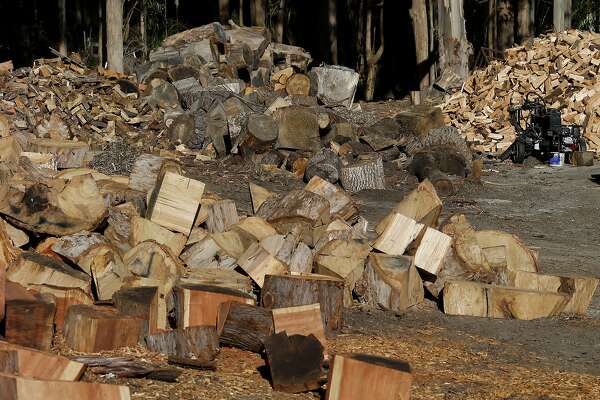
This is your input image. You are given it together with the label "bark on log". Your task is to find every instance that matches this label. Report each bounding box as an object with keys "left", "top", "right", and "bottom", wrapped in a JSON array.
[
  {"left": 340, "top": 155, "right": 385, "bottom": 192},
  {"left": 216, "top": 301, "right": 274, "bottom": 353}
]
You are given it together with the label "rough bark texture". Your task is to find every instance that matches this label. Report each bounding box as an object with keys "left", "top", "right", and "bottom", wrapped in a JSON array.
[
  {"left": 106, "top": 0, "right": 124, "bottom": 73},
  {"left": 340, "top": 155, "right": 385, "bottom": 192},
  {"left": 217, "top": 301, "right": 274, "bottom": 353}
]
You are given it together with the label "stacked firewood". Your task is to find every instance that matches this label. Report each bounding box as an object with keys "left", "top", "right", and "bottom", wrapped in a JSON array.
[{"left": 442, "top": 30, "right": 600, "bottom": 156}]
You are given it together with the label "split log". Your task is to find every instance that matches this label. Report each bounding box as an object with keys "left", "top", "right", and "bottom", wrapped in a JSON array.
[
  {"left": 64, "top": 305, "right": 144, "bottom": 352},
  {"left": 326, "top": 354, "right": 412, "bottom": 400},
  {"left": 265, "top": 189, "right": 331, "bottom": 230},
  {"left": 212, "top": 228, "right": 257, "bottom": 259},
  {"left": 0, "top": 136, "right": 22, "bottom": 163},
  {"left": 51, "top": 231, "right": 108, "bottom": 263},
  {"left": 180, "top": 236, "right": 221, "bottom": 269},
  {"left": 340, "top": 155, "right": 385, "bottom": 192},
  {"left": 130, "top": 216, "right": 187, "bottom": 256},
  {"left": 364, "top": 254, "right": 423, "bottom": 312},
  {"left": 180, "top": 268, "right": 253, "bottom": 294},
  {"left": 304, "top": 149, "right": 342, "bottom": 185},
  {"left": 0, "top": 222, "right": 18, "bottom": 321},
  {"left": 504, "top": 271, "right": 599, "bottom": 315},
  {"left": 238, "top": 113, "right": 279, "bottom": 155},
  {"left": 471, "top": 230, "right": 539, "bottom": 273},
  {"left": 0, "top": 341, "right": 85, "bottom": 381},
  {"left": 78, "top": 244, "right": 128, "bottom": 301},
  {"left": 175, "top": 284, "right": 255, "bottom": 328},
  {"left": 216, "top": 301, "right": 274, "bottom": 353},
  {"left": 128, "top": 154, "right": 180, "bottom": 193},
  {"left": 249, "top": 183, "right": 274, "bottom": 214},
  {"left": 262, "top": 274, "right": 344, "bottom": 333},
  {"left": 145, "top": 326, "right": 219, "bottom": 360},
  {"left": 0, "top": 373, "right": 131, "bottom": 400},
  {"left": 0, "top": 351, "right": 17, "bottom": 374},
  {"left": 395, "top": 105, "right": 445, "bottom": 140},
  {"left": 285, "top": 73, "right": 311, "bottom": 96},
  {"left": 275, "top": 106, "right": 320, "bottom": 151},
  {"left": 263, "top": 332, "right": 324, "bottom": 393},
  {"left": 205, "top": 199, "right": 239, "bottom": 233},
  {"left": 147, "top": 171, "right": 205, "bottom": 235},
  {"left": 309, "top": 66, "right": 359, "bottom": 108},
  {"left": 413, "top": 227, "right": 453, "bottom": 276},
  {"left": 373, "top": 213, "right": 425, "bottom": 256},
  {"left": 70, "top": 355, "right": 181, "bottom": 382},
  {"left": 443, "top": 280, "right": 570, "bottom": 320},
  {"left": 3, "top": 282, "right": 56, "bottom": 351},
  {"left": 289, "top": 242, "right": 313, "bottom": 274},
  {"left": 28, "top": 138, "right": 89, "bottom": 168},
  {"left": 235, "top": 216, "right": 278, "bottom": 241},
  {"left": 272, "top": 303, "right": 327, "bottom": 347},
  {"left": 28, "top": 285, "right": 93, "bottom": 330},
  {"left": 1, "top": 218, "right": 28, "bottom": 248},
  {"left": 113, "top": 286, "right": 160, "bottom": 335},
  {"left": 237, "top": 243, "right": 288, "bottom": 287}
]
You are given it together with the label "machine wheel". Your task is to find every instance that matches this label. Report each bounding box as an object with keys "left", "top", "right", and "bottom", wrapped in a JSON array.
[{"left": 511, "top": 141, "right": 527, "bottom": 164}]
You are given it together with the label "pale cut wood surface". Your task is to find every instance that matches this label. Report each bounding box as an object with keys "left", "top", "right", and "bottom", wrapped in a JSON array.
[
  {"left": 373, "top": 213, "right": 424, "bottom": 256},
  {"left": 272, "top": 303, "right": 327, "bottom": 346},
  {"left": 414, "top": 227, "right": 452, "bottom": 276}
]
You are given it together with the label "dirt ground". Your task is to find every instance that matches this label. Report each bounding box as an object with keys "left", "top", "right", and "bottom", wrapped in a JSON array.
[{"left": 69, "top": 156, "right": 600, "bottom": 399}]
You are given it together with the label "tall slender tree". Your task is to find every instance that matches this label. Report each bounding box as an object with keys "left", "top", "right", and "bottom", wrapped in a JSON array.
[
  {"left": 59, "top": 0, "right": 67, "bottom": 55},
  {"left": 106, "top": 0, "right": 124, "bottom": 73}
]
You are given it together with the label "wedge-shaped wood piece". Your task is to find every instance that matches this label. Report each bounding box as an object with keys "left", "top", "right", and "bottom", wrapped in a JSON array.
[
  {"left": 326, "top": 353, "right": 412, "bottom": 400},
  {"left": 129, "top": 154, "right": 180, "bottom": 193},
  {"left": 4, "top": 282, "right": 56, "bottom": 351},
  {"left": 365, "top": 254, "right": 423, "bottom": 312},
  {"left": 217, "top": 301, "right": 274, "bottom": 353},
  {"left": 0, "top": 221, "right": 18, "bottom": 320},
  {"left": 272, "top": 303, "right": 327, "bottom": 348},
  {"left": 373, "top": 213, "right": 425, "bottom": 256},
  {"left": 113, "top": 286, "right": 160, "bottom": 335},
  {"left": 206, "top": 199, "right": 239, "bottom": 233},
  {"left": 473, "top": 230, "right": 539, "bottom": 273},
  {"left": 0, "top": 341, "right": 85, "bottom": 381},
  {"left": 304, "top": 176, "right": 358, "bottom": 222},
  {"left": 79, "top": 244, "right": 129, "bottom": 301},
  {"left": 7, "top": 251, "right": 91, "bottom": 293},
  {"left": 413, "top": 227, "right": 452, "bottom": 276},
  {"left": 265, "top": 190, "right": 331, "bottom": 228},
  {"left": 147, "top": 171, "right": 205, "bottom": 235},
  {"left": 1, "top": 218, "right": 28, "bottom": 248},
  {"left": 180, "top": 268, "right": 253, "bottom": 293},
  {"left": 263, "top": 332, "right": 324, "bottom": 393},
  {"left": 64, "top": 305, "right": 144, "bottom": 352},
  {"left": 249, "top": 182, "right": 274, "bottom": 214},
  {"left": 175, "top": 284, "right": 255, "bottom": 329},
  {"left": 262, "top": 274, "right": 344, "bottom": 333},
  {"left": 443, "top": 281, "right": 570, "bottom": 320},
  {"left": 51, "top": 231, "right": 108, "bottom": 263},
  {"left": 238, "top": 243, "right": 288, "bottom": 287},
  {"left": 235, "top": 216, "right": 278, "bottom": 241},
  {"left": 289, "top": 242, "right": 313, "bottom": 274},
  {"left": 0, "top": 373, "right": 130, "bottom": 400},
  {"left": 212, "top": 228, "right": 257, "bottom": 259},
  {"left": 505, "top": 271, "right": 599, "bottom": 315},
  {"left": 28, "top": 138, "right": 89, "bottom": 168},
  {"left": 180, "top": 237, "right": 221, "bottom": 268},
  {"left": 145, "top": 326, "right": 219, "bottom": 360},
  {"left": 130, "top": 216, "right": 187, "bottom": 256}
]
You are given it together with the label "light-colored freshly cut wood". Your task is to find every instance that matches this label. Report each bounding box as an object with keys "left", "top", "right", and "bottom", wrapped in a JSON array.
[
  {"left": 1, "top": 218, "right": 28, "bottom": 248},
  {"left": 50, "top": 231, "right": 108, "bottom": 263},
  {"left": 128, "top": 154, "right": 180, "bottom": 193},
  {"left": 285, "top": 73, "right": 311, "bottom": 96},
  {"left": 289, "top": 242, "right": 313, "bottom": 274},
  {"left": 339, "top": 155, "right": 385, "bottom": 193},
  {"left": 443, "top": 280, "right": 570, "bottom": 320},
  {"left": 0, "top": 221, "right": 18, "bottom": 321},
  {"left": 64, "top": 305, "right": 144, "bottom": 352},
  {"left": 28, "top": 285, "right": 94, "bottom": 330},
  {"left": 272, "top": 303, "right": 327, "bottom": 347},
  {"left": 205, "top": 199, "right": 239, "bottom": 233},
  {"left": 413, "top": 227, "right": 453, "bottom": 276},
  {"left": 365, "top": 254, "right": 423, "bottom": 312},
  {"left": 130, "top": 216, "right": 187, "bottom": 256},
  {"left": 373, "top": 213, "right": 425, "bottom": 256},
  {"left": 235, "top": 217, "right": 278, "bottom": 241},
  {"left": 212, "top": 228, "right": 257, "bottom": 259},
  {"left": 473, "top": 230, "right": 539, "bottom": 273},
  {"left": 237, "top": 243, "right": 288, "bottom": 287},
  {"left": 78, "top": 244, "right": 128, "bottom": 301},
  {"left": 28, "top": 138, "right": 89, "bottom": 168},
  {"left": 304, "top": 176, "right": 358, "bottom": 221},
  {"left": 180, "top": 237, "right": 221, "bottom": 269},
  {"left": 265, "top": 189, "right": 331, "bottom": 228},
  {"left": 0, "top": 136, "right": 21, "bottom": 163},
  {"left": 175, "top": 284, "right": 255, "bottom": 328},
  {"left": 180, "top": 268, "right": 253, "bottom": 294},
  {"left": 326, "top": 353, "right": 412, "bottom": 400},
  {"left": 147, "top": 171, "right": 205, "bottom": 235},
  {"left": 249, "top": 183, "right": 274, "bottom": 214},
  {"left": 0, "top": 341, "right": 85, "bottom": 381},
  {"left": 505, "top": 270, "right": 599, "bottom": 315},
  {"left": 57, "top": 174, "right": 107, "bottom": 222}
]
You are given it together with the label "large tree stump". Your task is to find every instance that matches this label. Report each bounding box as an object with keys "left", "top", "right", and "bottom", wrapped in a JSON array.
[
  {"left": 216, "top": 301, "right": 274, "bottom": 353},
  {"left": 340, "top": 155, "right": 385, "bottom": 192}
]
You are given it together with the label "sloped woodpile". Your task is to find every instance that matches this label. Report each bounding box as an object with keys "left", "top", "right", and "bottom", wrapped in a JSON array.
[{"left": 443, "top": 30, "right": 600, "bottom": 156}]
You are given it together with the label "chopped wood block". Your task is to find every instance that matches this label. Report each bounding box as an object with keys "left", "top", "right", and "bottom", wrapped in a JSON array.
[
  {"left": 77, "top": 244, "right": 127, "bottom": 301},
  {"left": 64, "top": 305, "right": 144, "bottom": 352},
  {"left": 473, "top": 230, "right": 539, "bottom": 273},
  {"left": 289, "top": 242, "right": 313, "bottom": 274},
  {"left": 272, "top": 303, "right": 327, "bottom": 347},
  {"left": 571, "top": 151, "right": 594, "bottom": 166},
  {"left": 180, "top": 268, "right": 253, "bottom": 294},
  {"left": 285, "top": 73, "right": 311, "bottom": 96},
  {"left": 262, "top": 274, "right": 344, "bottom": 333},
  {"left": 275, "top": 106, "right": 320, "bottom": 151},
  {"left": 443, "top": 281, "right": 570, "bottom": 320},
  {"left": 326, "top": 353, "right": 412, "bottom": 400},
  {"left": 304, "top": 176, "right": 358, "bottom": 221},
  {"left": 113, "top": 286, "right": 160, "bottom": 335},
  {"left": 145, "top": 326, "right": 218, "bottom": 360},
  {"left": 205, "top": 199, "right": 239, "bottom": 233},
  {"left": 263, "top": 332, "right": 324, "bottom": 393},
  {"left": 130, "top": 216, "right": 187, "bottom": 256},
  {"left": 0, "top": 136, "right": 22, "bottom": 163},
  {"left": 249, "top": 183, "right": 274, "bottom": 214},
  {"left": 0, "top": 341, "right": 85, "bottom": 381},
  {"left": 373, "top": 213, "right": 425, "bottom": 256},
  {"left": 180, "top": 236, "right": 221, "bottom": 268},
  {"left": 0, "top": 373, "right": 130, "bottom": 400},
  {"left": 414, "top": 228, "right": 453, "bottom": 276},
  {"left": 147, "top": 171, "right": 205, "bottom": 235},
  {"left": 365, "top": 254, "right": 424, "bottom": 312},
  {"left": 4, "top": 282, "right": 56, "bottom": 351},
  {"left": 217, "top": 301, "right": 274, "bottom": 353},
  {"left": 0, "top": 350, "right": 17, "bottom": 374},
  {"left": 128, "top": 154, "right": 179, "bottom": 193},
  {"left": 235, "top": 217, "right": 278, "bottom": 241},
  {"left": 266, "top": 190, "right": 330, "bottom": 228},
  {"left": 1, "top": 218, "right": 28, "bottom": 248},
  {"left": 340, "top": 155, "right": 385, "bottom": 192},
  {"left": 175, "top": 284, "right": 255, "bottom": 329},
  {"left": 51, "top": 231, "right": 108, "bottom": 263},
  {"left": 212, "top": 229, "right": 257, "bottom": 259},
  {"left": 28, "top": 285, "right": 93, "bottom": 330},
  {"left": 28, "top": 138, "right": 89, "bottom": 168},
  {"left": 238, "top": 243, "right": 288, "bottom": 287},
  {"left": 0, "top": 222, "right": 17, "bottom": 321},
  {"left": 505, "top": 271, "right": 599, "bottom": 315}
]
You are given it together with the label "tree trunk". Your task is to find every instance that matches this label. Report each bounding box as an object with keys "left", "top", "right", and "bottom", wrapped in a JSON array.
[
  {"left": 251, "top": 0, "right": 266, "bottom": 26},
  {"left": 553, "top": 0, "right": 565, "bottom": 32},
  {"left": 106, "top": 0, "right": 124, "bottom": 73},
  {"left": 364, "top": 1, "right": 384, "bottom": 101},
  {"left": 329, "top": 0, "right": 338, "bottom": 64},
  {"left": 275, "top": 0, "right": 286, "bottom": 43},
  {"left": 497, "top": 0, "right": 514, "bottom": 51},
  {"left": 239, "top": 0, "right": 245, "bottom": 25},
  {"left": 141, "top": 0, "right": 147, "bottom": 58},
  {"left": 517, "top": 0, "right": 534, "bottom": 43},
  {"left": 99, "top": 1, "right": 104, "bottom": 66},
  {"left": 219, "top": 0, "right": 230, "bottom": 23},
  {"left": 488, "top": 0, "right": 497, "bottom": 49},
  {"left": 410, "top": 0, "right": 429, "bottom": 91},
  {"left": 437, "top": 0, "right": 471, "bottom": 85},
  {"left": 59, "top": 0, "right": 67, "bottom": 55}
]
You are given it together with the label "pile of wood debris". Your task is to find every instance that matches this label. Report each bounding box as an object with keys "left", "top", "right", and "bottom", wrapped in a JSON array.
[
  {"left": 0, "top": 136, "right": 596, "bottom": 397},
  {"left": 442, "top": 30, "right": 600, "bottom": 156}
]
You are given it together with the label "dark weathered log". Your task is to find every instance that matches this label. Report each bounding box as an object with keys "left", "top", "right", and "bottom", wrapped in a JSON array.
[
  {"left": 112, "top": 286, "right": 159, "bottom": 335},
  {"left": 167, "top": 356, "right": 217, "bottom": 370},
  {"left": 216, "top": 301, "right": 274, "bottom": 353},
  {"left": 145, "top": 326, "right": 219, "bottom": 360},
  {"left": 304, "top": 149, "right": 341, "bottom": 184},
  {"left": 71, "top": 355, "right": 181, "bottom": 382},
  {"left": 275, "top": 106, "right": 320, "bottom": 151}
]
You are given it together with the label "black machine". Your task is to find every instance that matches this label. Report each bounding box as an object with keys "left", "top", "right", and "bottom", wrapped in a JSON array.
[{"left": 501, "top": 92, "right": 586, "bottom": 163}]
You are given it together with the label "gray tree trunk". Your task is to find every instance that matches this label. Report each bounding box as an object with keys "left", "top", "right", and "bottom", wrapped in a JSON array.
[{"left": 106, "top": 0, "right": 124, "bottom": 73}]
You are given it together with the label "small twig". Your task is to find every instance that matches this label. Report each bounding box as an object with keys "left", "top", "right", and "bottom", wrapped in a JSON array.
[{"left": 48, "top": 47, "right": 86, "bottom": 69}]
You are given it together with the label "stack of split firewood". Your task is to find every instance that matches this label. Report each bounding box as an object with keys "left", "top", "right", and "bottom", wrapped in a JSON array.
[{"left": 442, "top": 30, "right": 600, "bottom": 156}]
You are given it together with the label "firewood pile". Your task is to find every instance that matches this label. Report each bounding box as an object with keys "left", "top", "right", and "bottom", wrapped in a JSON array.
[{"left": 442, "top": 30, "right": 600, "bottom": 156}]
